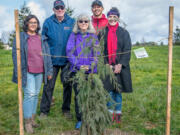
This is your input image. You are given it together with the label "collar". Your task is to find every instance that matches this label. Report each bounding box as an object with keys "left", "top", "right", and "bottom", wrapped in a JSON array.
[
  {"left": 92, "top": 14, "right": 107, "bottom": 21},
  {"left": 52, "top": 13, "right": 69, "bottom": 23}
]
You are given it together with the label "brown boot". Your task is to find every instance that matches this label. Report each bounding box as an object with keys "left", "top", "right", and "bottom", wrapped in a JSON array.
[
  {"left": 32, "top": 114, "right": 39, "bottom": 128},
  {"left": 25, "top": 118, "right": 34, "bottom": 134}
]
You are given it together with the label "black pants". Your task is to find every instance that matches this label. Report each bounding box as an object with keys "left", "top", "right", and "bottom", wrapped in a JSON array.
[
  {"left": 72, "top": 73, "right": 90, "bottom": 121},
  {"left": 40, "top": 65, "right": 72, "bottom": 114},
  {"left": 73, "top": 81, "right": 82, "bottom": 121}
]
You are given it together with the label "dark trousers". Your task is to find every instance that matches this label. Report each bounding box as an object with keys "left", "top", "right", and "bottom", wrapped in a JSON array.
[
  {"left": 72, "top": 73, "right": 90, "bottom": 121},
  {"left": 40, "top": 65, "right": 72, "bottom": 114},
  {"left": 73, "top": 81, "right": 82, "bottom": 121}
]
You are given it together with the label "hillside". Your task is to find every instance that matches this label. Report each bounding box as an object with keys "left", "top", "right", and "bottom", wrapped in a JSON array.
[{"left": 0, "top": 46, "right": 179, "bottom": 135}]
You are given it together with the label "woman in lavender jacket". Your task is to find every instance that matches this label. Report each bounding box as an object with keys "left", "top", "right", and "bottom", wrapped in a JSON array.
[{"left": 66, "top": 14, "right": 99, "bottom": 129}]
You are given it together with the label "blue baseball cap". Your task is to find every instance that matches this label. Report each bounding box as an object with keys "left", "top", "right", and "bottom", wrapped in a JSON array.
[
  {"left": 54, "top": 0, "right": 65, "bottom": 8},
  {"left": 91, "top": 0, "right": 103, "bottom": 8}
]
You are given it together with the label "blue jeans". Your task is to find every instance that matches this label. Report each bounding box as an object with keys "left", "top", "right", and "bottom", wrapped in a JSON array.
[
  {"left": 23, "top": 72, "right": 43, "bottom": 118},
  {"left": 107, "top": 91, "right": 122, "bottom": 112}
]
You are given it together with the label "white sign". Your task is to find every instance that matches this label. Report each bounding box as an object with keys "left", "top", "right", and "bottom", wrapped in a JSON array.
[{"left": 134, "top": 47, "right": 148, "bottom": 58}]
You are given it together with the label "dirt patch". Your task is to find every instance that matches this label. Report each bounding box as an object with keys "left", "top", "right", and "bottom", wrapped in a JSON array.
[
  {"left": 59, "top": 130, "right": 80, "bottom": 135},
  {"left": 104, "top": 129, "right": 137, "bottom": 135},
  {"left": 144, "top": 122, "right": 156, "bottom": 130},
  {"left": 59, "top": 129, "right": 138, "bottom": 135}
]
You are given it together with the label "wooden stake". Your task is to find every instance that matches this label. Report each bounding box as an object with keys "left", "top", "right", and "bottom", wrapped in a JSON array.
[
  {"left": 166, "top": 6, "right": 174, "bottom": 135},
  {"left": 14, "top": 10, "right": 24, "bottom": 135}
]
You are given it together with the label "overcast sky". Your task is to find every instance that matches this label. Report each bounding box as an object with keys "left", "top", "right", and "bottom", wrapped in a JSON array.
[{"left": 0, "top": 0, "right": 179, "bottom": 44}]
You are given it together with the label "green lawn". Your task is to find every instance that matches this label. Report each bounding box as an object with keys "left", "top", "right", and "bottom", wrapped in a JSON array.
[{"left": 0, "top": 46, "right": 180, "bottom": 135}]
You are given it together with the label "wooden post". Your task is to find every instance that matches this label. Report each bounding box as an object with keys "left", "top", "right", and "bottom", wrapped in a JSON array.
[
  {"left": 14, "top": 10, "right": 24, "bottom": 135},
  {"left": 166, "top": 6, "right": 174, "bottom": 135},
  {"left": 87, "top": 126, "right": 90, "bottom": 135}
]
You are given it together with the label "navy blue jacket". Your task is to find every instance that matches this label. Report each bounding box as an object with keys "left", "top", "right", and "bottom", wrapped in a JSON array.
[
  {"left": 42, "top": 13, "right": 75, "bottom": 66},
  {"left": 12, "top": 32, "right": 53, "bottom": 88}
]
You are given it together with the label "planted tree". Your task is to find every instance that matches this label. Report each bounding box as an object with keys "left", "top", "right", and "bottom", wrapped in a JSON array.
[{"left": 72, "top": 35, "right": 121, "bottom": 135}]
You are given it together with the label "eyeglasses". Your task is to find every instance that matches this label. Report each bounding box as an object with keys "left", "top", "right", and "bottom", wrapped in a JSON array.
[
  {"left": 78, "top": 20, "right": 89, "bottom": 24},
  {"left": 54, "top": 6, "right": 65, "bottom": 10},
  {"left": 28, "top": 21, "right": 38, "bottom": 25}
]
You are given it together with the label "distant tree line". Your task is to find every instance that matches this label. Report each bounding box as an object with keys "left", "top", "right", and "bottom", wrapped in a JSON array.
[
  {"left": 134, "top": 41, "right": 159, "bottom": 46},
  {"left": 134, "top": 26, "right": 180, "bottom": 46}
]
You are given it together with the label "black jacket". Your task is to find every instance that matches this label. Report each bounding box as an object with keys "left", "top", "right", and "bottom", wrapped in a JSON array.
[{"left": 101, "top": 26, "right": 133, "bottom": 93}]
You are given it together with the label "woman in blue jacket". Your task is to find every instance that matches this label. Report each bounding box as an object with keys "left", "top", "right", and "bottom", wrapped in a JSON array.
[{"left": 12, "top": 15, "right": 53, "bottom": 134}]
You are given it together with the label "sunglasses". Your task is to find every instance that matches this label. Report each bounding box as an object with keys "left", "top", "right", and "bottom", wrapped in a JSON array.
[
  {"left": 28, "top": 21, "right": 38, "bottom": 25},
  {"left": 78, "top": 20, "right": 89, "bottom": 24},
  {"left": 54, "top": 6, "right": 65, "bottom": 10}
]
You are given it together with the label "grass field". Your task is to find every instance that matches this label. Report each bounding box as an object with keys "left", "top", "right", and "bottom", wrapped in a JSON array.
[{"left": 0, "top": 46, "right": 180, "bottom": 135}]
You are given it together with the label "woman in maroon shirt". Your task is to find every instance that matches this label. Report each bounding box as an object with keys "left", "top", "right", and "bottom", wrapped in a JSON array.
[{"left": 12, "top": 15, "right": 53, "bottom": 133}]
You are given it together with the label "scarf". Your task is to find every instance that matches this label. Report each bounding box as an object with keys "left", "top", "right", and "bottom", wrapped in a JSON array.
[{"left": 107, "top": 23, "right": 119, "bottom": 64}]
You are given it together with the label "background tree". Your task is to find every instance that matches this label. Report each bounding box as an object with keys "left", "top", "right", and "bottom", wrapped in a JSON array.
[
  {"left": 1, "top": 31, "right": 10, "bottom": 44},
  {"left": 0, "top": 38, "right": 4, "bottom": 49},
  {"left": 8, "top": 2, "right": 31, "bottom": 47},
  {"left": 141, "top": 37, "right": 146, "bottom": 46},
  {"left": 174, "top": 26, "right": 180, "bottom": 45},
  {"left": 18, "top": 2, "right": 31, "bottom": 31},
  {"left": 65, "top": 0, "right": 74, "bottom": 17},
  {"left": 160, "top": 41, "right": 164, "bottom": 46},
  {"left": 8, "top": 32, "right": 16, "bottom": 47},
  {"left": 66, "top": 7, "right": 74, "bottom": 17},
  {"left": 134, "top": 41, "right": 140, "bottom": 46}
]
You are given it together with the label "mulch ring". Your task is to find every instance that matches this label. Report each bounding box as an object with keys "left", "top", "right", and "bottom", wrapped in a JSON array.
[{"left": 59, "top": 129, "right": 138, "bottom": 135}]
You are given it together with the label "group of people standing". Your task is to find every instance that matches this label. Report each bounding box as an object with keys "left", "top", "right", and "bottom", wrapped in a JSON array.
[{"left": 12, "top": 0, "right": 132, "bottom": 134}]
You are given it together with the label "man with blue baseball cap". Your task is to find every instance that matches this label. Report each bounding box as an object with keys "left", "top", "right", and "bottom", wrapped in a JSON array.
[{"left": 40, "top": 0, "right": 75, "bottom": 119}]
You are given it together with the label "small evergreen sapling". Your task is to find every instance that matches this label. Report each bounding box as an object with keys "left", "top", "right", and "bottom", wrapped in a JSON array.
[{"left": 72, "top": 34, "right": 121, "bottom": 135}]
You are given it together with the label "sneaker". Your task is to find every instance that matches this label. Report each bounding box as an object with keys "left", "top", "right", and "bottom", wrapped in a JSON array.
[
  {"left": 115, "top": 113, "right": 121, "bottom": 123},
  {"left": 75, "top": 121, "right": 82, "bottom": 129},
  {"left": 63, "top": 111, "right": 72, "bottom": 119},
  {"left": 25, "top": 118, "right": 34, "bottom": 134}
]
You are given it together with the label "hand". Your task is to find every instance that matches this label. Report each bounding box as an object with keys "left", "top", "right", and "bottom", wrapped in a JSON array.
[
  {"left": 48, "top": 75, "right": 52, "bottom": 80},
  {"left": 106, "top": 64, "right": 113, "bottom": 70},
  {"left": 80, "top": 65, "right": 89, "bottom": 71},
  {"left": 110, "top": 65, "right": 113, "bottom": 70},
  {"left": 114, "top": 64, "right": 122, "bottom": 74}
]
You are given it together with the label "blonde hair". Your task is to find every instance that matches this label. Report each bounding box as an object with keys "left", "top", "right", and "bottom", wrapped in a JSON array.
[{"left": 73, "top": 14, "right": 96, "bottom": 34}]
